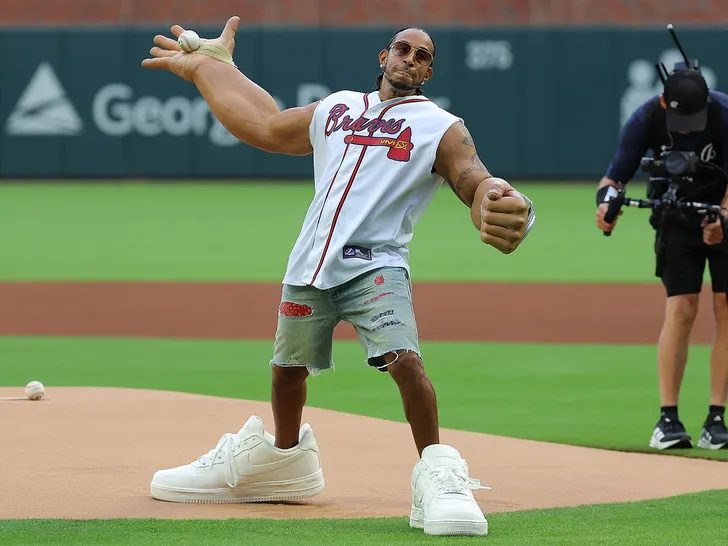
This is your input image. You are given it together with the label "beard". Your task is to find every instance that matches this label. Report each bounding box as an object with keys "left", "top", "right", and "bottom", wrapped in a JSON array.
[{"left": 384, "top": 70, "right": 423, "bottom": 91}]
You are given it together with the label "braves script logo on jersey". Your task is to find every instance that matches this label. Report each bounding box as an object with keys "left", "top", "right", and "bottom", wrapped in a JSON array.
[{"left": 325, "top": 104, "right": 414, "bottom": 162}]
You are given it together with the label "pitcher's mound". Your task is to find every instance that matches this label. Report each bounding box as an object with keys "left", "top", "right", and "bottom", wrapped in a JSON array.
[{"left": 0, "top": 387, "right": 726, "bottom": 520}]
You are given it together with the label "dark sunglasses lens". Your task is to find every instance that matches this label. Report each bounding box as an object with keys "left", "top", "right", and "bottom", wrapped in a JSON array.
[
  {"left": 391, "top": 41, "right": 432, "bottom": 64},
  {"left": 391, "top": 41, "right": 411, "bottom": 56},
  {"left": 416, "top": 50, "right": 432, "bottom": 64}
]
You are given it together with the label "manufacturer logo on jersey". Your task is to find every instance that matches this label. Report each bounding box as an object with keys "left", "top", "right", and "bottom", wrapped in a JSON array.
[
  {"left": 343, "top": 245, "right": 372, "bottom": 261},
  {"left": 5, "top": 62, "right": 83, "bottom": 136}
]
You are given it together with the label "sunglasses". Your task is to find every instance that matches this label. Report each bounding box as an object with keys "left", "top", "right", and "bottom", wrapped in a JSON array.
[{"left": 388, "top": 40, "right": 433, "bottom": 66}]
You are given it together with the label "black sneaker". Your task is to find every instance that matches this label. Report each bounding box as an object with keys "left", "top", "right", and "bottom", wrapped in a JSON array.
[
  {"left": 649, "top": 416, "right": 693, "bottom": 450},
  {"left": 697, "top": 414, "right": 728, "bottom": 450}
]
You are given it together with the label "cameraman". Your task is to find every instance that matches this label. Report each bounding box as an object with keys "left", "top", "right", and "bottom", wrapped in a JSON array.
[{"left": 596, "top": 68, "right": 728, "bottom": 451}]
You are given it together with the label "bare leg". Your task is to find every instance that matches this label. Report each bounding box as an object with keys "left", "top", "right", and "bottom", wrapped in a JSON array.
[
  {"left": 657, "top": 294, "right": 699, "bottom": 406},
  {"left": 710, "top": 293, "right": 728, "bottom": 406},
  {"left": 387, "top": 351, "right": 439, "bottom": 456},
  {"left": 271, "top": 365, "right": 309, "bottom": 449}
]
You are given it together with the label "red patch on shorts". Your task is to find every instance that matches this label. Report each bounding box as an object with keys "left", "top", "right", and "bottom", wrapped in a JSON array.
[
  {"left": 363, "top": 292, "right": 393, "bottom": 305},
  {"left": 374, "top": 275, "right": 385, "bottom": 285},
  {"left": 279, "top": 302, "right": 314, "bottom": 317}
]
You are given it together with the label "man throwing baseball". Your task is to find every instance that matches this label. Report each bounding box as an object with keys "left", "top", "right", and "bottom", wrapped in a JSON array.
[{"left": 143, "top": 17, "right": 535, "bottom": 537}]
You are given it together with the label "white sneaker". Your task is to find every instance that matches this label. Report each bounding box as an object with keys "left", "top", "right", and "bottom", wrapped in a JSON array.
[
  {"left": 409, "top": 444, "right": 490, "bottom": 536},
  {"left": 150, "top": 416, "right": 325, "bottom": 503}
]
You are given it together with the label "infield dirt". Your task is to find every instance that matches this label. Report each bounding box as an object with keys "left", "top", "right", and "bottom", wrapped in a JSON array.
[{"left": 1, "top": 281, "right": 725, "bottom": 521}]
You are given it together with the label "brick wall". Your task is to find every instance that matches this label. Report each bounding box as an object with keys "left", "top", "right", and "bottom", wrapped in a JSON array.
[{"left": 1, "top": 0, "right": 726, "bottom": 26}]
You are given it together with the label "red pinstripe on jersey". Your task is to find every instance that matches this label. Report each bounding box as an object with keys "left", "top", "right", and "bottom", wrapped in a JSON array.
[
  {"left": 311, "top": 94, "right": 370, "bottom": 237},
  {"left": 308, "top": 96, "right": 429, "bottom": 286}
]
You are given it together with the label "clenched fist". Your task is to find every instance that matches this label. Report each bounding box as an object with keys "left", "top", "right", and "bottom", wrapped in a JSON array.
[{"left": 479, "top": 178, "right": 534, "bottom": 254}]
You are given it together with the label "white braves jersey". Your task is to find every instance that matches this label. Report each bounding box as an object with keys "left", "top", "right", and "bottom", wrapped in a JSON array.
[{"left": 282, "top": 90, "right": 462, "bottom": 289}]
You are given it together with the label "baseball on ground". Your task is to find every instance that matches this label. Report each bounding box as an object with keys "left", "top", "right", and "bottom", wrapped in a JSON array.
[{"left": 25, "top": 381, "right": 45, "bottom": 400}]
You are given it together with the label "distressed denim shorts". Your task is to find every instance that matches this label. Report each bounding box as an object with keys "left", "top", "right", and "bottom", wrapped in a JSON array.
[{"left": 270, "top": 266, "right": 420, "bottom": 375}]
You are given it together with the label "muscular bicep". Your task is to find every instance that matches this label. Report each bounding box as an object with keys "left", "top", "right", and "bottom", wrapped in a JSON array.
[
  {"left": 433, "top": 121, "right": 491, "bottom": 207},
  {"left": 265, "top": 101, "right": 319, "bottom": 156}
]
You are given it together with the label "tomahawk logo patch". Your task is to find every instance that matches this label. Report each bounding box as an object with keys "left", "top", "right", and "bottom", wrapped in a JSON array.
[{"left": 344, "top": 127, "right": 414, "bottom": 162}]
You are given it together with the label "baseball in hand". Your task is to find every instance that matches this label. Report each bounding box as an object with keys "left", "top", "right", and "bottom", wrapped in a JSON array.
[
  {"left": 178, "top": 30, "right": 201, "bottom": 53},
  {"left": 25, "top": 381, "right": 45, "bottom": 401}
]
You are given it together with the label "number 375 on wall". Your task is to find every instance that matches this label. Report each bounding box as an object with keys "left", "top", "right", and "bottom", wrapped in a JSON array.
[{"left": 465, "top": 40, "right": 514, "bottom": 71}]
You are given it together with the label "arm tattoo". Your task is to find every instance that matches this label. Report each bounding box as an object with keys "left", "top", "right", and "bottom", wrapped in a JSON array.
[
  {"left": 444, "top": 122, "right": 486, "bottom": 206},
  {"left": 454, "top": 151, "right": 486, "bottom": 195},
  {"left": 454, "top": 122, "right": 486, "bottom": 194},
  {"left": 447, "top": 180, "right": 469, "bottom": 206},
  {"left": 461, "top": 124, "right": 475, "bottom": 148}
]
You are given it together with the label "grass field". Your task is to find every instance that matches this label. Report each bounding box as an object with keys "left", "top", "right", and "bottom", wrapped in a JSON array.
[
  {"left": 1, "top": 182, "right": 725, "bottom": 544},
  {"left": 0, "top": 182, "right": 663, "bottom": 283},
  {"left": 2, "top": 336, "right": 725, "bottom": 460},
  {"left": 2, "top": 490, "right": 726, "bottom": 545}
]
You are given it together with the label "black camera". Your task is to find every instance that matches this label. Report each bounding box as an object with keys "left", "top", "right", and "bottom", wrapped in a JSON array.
[
  {"left": 640, "top": 150, "right": 700, "bottom": 177},
  {"left": 640, "top": 150, "right": 700, "bottom": 208},
  {"left": 602, "top": 24, "right": 728, "bottom": 237}
]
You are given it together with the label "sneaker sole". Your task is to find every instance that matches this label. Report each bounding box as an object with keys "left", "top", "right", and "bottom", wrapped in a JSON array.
[
  {"left": 409, "top": 506, "right": 488, "bottom": 536},
  {"left": 150, "top": 469, "right": 325, "bottom": 503},
  {"left": 424, "top": 519, "right": 488, "bottom": 536},
  {"left": 649, "top": 437, "right": 693, "bottom": 450},
  {"left": 697, "top": 438, "right": 727, "bottom": 450}
]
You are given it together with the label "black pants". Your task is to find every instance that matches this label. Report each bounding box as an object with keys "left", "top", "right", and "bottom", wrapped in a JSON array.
[{"left": 655, "top": 222, "right": 728, "bottom": 296}]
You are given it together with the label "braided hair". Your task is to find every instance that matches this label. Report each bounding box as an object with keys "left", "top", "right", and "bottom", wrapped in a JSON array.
[{"left": 375, "top": 27, "right": 436, "bottom": 96}]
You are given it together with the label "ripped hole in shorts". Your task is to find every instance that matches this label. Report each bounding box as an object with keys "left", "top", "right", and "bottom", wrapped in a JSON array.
[{"left": 367, "top": 349, "right": 421, "bottom": 372}]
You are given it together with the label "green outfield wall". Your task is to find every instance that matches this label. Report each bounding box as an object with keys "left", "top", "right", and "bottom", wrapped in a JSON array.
[{"left": 1, "top": 26, "right": 726, "bottom": 180}]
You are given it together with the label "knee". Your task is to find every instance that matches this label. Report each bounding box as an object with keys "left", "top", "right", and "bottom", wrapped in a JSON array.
[
  {"left": 666, "top": 295, "right": 700, "bottom": 326},
  {"left": 386, "top": 351, "right": 426, "bottom": 385},
  {"left": 272, "top": 365, "right": 309, "bottom": 389}
]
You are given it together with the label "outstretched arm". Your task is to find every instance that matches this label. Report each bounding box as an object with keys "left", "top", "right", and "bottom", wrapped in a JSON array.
[
  {"left": 142, "top": 16, "right": 315, "bottom": 156},
  {"left": 193, "top": 61, "right": 317, "bottom": 155},
  {"left": 433, "top": 121, "right": 534, "bottom": 254}
]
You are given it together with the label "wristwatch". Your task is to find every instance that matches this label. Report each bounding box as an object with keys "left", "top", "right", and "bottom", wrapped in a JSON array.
[{"left": 521, "top": 193, "right": 536, "bottom": 242}]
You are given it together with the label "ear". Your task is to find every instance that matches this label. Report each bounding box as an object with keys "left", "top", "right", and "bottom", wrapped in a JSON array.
[
  {"left": 423, "top": 66, "right": 434, "bottom": 84},
  {"left": 659, "top": 94, "right": 667, "bottom": 109},
  {"left": 378, "top": 49, "right": 388, "bottom": 68}
]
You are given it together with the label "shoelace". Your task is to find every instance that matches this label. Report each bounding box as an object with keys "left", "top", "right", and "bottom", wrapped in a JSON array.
[
  {"left": 195, "top": 432, "right": 241, "bottom": 488},
  {"left": 432, "top": 463, "right": 491, "bottom": 496}
]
